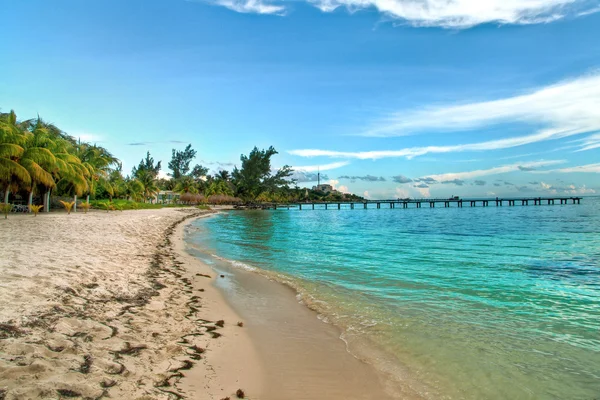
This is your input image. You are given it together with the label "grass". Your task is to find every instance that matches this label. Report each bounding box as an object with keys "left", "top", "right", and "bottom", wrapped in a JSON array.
[
  {"left": 90, "top": 199, "right": 164, "bottom": 211},
  {"left": 89, "top": 199, "right": 209, "bottom": 211}
]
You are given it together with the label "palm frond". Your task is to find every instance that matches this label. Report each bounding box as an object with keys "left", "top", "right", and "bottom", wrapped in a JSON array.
[
  {"left": 0, "top": 143, "right": 24, "bottom": 158},
  {"left": 22, "top": 147, "right": 57, "bottom": 166},
  {"left": 20, "top": 159, "right": 55, "bottom": 188},
  {"left": 0, "top": 157, "right": 31, "bottom": 185}
]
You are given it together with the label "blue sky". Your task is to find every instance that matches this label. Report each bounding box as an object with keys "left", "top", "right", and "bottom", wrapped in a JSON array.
[{"left": 1, "top": 0, "right": 599, "bottom": 198}]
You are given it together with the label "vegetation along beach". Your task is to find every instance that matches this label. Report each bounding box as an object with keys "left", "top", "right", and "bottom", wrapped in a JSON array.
[{"left": 2, "top": 1, "right": 600, "bottom": 399}]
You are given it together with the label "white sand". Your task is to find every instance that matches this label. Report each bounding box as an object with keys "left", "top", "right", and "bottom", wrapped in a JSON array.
[{"left": 0, "top": 208, "right": 263, "bottom": 400}]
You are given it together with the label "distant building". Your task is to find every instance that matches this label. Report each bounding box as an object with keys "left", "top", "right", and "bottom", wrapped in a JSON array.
[
  {"left": 312, "top": 184, "right": 334, "bottom": 194},
  {"left": 155, "top": 190, "right": 180, "bottom": 204}
]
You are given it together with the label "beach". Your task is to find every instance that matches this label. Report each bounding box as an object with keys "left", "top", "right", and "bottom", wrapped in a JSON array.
[
  {"left": 0, "top": 208, "right": 394, "bottom": 399},
  {"left": 0, "top": 208, "right": 264, "bottom": 399}
]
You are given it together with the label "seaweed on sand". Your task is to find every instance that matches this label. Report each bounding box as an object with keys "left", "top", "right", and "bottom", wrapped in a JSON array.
[
  {"left": 0, "top": 323, "right": 23, "bottom": 339},
  {"left": 56, "top": 389, "right": 81, "bottom": 397}
]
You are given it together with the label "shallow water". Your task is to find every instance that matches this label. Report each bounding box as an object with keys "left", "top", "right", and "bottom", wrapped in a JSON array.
[{"left": 186, "top": 198, "right": 600, "bottom": 399}]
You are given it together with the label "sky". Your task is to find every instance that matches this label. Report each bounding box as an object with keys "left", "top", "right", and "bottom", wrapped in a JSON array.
[{"left": 1, "top": 0, "right": 599, "bottom": 199}]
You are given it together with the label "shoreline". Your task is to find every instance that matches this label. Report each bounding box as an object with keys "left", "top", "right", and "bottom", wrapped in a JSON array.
[
  {"left": 1, "top": 207, "right": 420, "bottom": 400},
  {"left": 183, "top": 213, "right": 422, "bottom": 400}
]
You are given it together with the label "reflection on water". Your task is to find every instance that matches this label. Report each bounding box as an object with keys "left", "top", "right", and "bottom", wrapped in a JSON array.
[{"left": 187, "top": 198, "right": 600, "bottom": 399}]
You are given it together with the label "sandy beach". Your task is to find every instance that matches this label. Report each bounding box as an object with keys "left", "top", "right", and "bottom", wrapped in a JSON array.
[{"left": 0, "top": 208, "right": 263, "bottom": 400}]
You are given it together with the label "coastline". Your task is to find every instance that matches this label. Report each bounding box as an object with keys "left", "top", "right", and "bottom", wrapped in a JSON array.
[
  {"left": 1, "top": 207, "right": 418, "bottom": 400},
  {"left": 0, "top": 208, "right": 262, "bottom": 400},
  {"left": 183, "top": 213, "right": 421, "bottom": 400}
]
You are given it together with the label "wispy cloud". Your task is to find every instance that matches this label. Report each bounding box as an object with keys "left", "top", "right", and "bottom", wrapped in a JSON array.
[
  {"left": 198, "top": 0, "right": 599, "bottom": 28},
  {"left": 365, "top": 72, "right": 600, "bottom": 138},
  {"left": 338, "top": 175, "right": 386, "bottom": 182},
  {"left": 200, "top": 0, "right": 285, "bottom": 14},
  {"left": 289, "top": 129, "right": 577, "bottom": 159},
  {"left": 288, "top": 74, "right": 600, "bottom": 160},
  {"left": 291, "top": 161, "right": 350, "bottom": 172},
  {"left": 422, "top": 160, "right": 565, "bottom": 182},
  {"left": 573, "top": 133, "right": 600, "bottom": 152},
  {"left": 127, "top": 140, "right": 187, "bottom": 146},
  {"left": 532, "top": 163, "right": 600, "bottom": 173}
]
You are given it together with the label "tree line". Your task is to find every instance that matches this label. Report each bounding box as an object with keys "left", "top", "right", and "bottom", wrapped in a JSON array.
[{"left": 1, "top": 109, "right": 360, "bottom": 209}]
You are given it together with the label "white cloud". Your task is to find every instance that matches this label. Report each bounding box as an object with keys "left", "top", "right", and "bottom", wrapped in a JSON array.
[
  {"left": 71, "top": 132, "right": 102, "bottom": 142},
  {"left": 291, "top": 161, "right": 350, "bottom": 172},
  {"left": 204, "top": 0, "right": 285, "bottom": 14},
  {"left": 288, "top": 128, "right": 583, "bottom": 159},
  {"left": 363, "top": 190, "right": 370, "bottom": 199},
  {"left": 533, "top": 163, "right": 600, "bottom": 173},
  {"left": 200, "top": 0, "right": 599, "bottom": 28},
  {"left": 573, "top": 133, "right": 600, "bottom": 152},
  {"left": 538, "top": 182, "right": 596, "bottom": 194},
  {"left": 289, "top": 73, "right": 600, "bottom": 160},
  {"left": 422, "top": 160, "right": 566, "bottom": 182},
  {"left": 366, "top": 72, "right": 600, "bottom": 137},
  {"left": 328, "top": 179, "right": 350, "bottom": 193}
]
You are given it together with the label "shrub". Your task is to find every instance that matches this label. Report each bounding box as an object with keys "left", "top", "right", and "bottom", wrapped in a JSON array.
[
  {"left": 59, "top": 200, "right": 75, "bottom": 214},
  {"left": 0, "top": 203, "right": 11, "bottom": 219},
  {"left": 79, "top": 202, "right": 92, "bottom": 214},
  {"left": 29, "top": 205, "right": 43, "bottom": 216}
]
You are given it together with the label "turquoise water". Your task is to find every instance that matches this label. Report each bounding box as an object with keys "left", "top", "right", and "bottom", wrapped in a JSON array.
[{"left": 187, "top": 198, "right": 600, "bottom": 399}]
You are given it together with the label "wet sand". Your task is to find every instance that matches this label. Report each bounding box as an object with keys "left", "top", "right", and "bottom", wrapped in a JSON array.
[{"left": 183, "top": 219, "right": 402, "bottom": 400}]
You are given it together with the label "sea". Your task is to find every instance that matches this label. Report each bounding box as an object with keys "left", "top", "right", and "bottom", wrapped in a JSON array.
[{"left": 185, "top": 197, "right": 600, "bottom": 399}]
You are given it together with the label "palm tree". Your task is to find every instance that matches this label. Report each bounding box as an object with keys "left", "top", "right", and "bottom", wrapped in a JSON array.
[
  {"left": 135, "top": 169, "right": 159, "bottom": 202},
  {"left": 0, "top": 111, "right": 31, "bottom": 203},
  {"left": 19, "top": 121, "right": 58, "bottom": 208},
  {"left": 74, "top": 141, "right": 118, "bottom": 203},
  {"left": 126, "top": 179, "right": 145, "bottom": 202}
]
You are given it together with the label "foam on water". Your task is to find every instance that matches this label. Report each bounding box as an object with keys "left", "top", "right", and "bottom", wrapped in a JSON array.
[{"left": 186, "top": 198, "right": 600, "bottom": 399}]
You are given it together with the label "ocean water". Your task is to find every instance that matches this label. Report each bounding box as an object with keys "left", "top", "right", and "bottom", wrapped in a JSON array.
[{"left": 186, "top": 197, "right": 600, "bottom": 399}]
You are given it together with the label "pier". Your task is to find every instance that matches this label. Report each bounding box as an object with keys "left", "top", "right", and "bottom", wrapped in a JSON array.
[{"left": 266, "top": 197, "right": 582, "bottom": 210}]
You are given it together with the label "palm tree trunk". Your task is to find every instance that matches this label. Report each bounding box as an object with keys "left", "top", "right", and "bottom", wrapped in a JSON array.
[
  {"left": 4, "top": 185, "right": 9, "bottom": 204},
  {"left": 44, "top": 191, "right": 49, "bottom": 213},
  {"left": 73, "top": 195, "right": 77, "bottom": 212},
  {"left": 86, "top": 194, "right": 90, "bottom": 204},
  {"left": 28, "top": 192, "right": 34, "bottom": 211}
]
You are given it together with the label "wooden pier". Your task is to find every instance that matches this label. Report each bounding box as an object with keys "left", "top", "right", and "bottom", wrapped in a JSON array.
[{"left": 268, "top": 197, "right": 582, "bottom": 210}]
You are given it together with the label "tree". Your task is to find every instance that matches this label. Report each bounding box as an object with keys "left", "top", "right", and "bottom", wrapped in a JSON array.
[
  {"left": 132, "top": 151, "right": 161, "bottom": 179},
  {"left": 168, "top": 144, "right": 196, "bottom": 179},
  {"left": 231, "top": 146, "right": 293, "bottom": 201},
  {"left": 74, "top": 141, "right": 118, "bottom": 202},
  {"left": 215, "top": 169, "right": 230, "bottom": 182},
  {"left": 191, "top": 164, "right": 209, "bottom": 181},
  {"left": 135, "top": 169, "right": 159, "bottom": 202},
  {"left": 173, "top": 175, "right": 198, "bottom": 194},
  {"left": 0, "top": 111, "right": 31, "bottom": 203}
]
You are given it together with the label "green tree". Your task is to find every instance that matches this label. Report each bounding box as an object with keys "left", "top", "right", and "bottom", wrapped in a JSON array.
[
  {"left": 231, "top": 146, "right": 293, "bottom": 201},
  {"left": 0, "top": 115, "right": 30, "bottom": 203},
  {"left": 132, "top": 151, "right": 161, "bottom": 179},
  {"left": 168, "top": 144, "right": 196, "bottom": 179}
]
